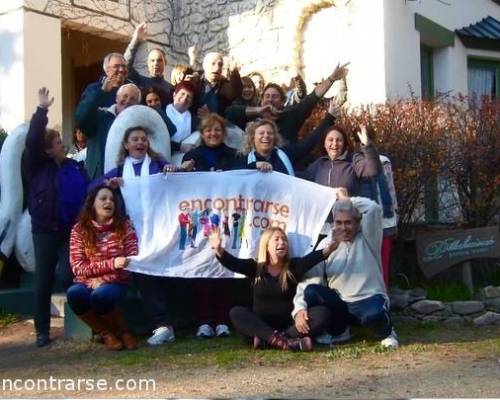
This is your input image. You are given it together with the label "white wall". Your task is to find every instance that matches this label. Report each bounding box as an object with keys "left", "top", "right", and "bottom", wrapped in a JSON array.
[
  {"left": 383, "top": 0, "right": 500, "bottom": 99},
  {"left": 0, "top": 9, "right": 25, "bottom": 132}
]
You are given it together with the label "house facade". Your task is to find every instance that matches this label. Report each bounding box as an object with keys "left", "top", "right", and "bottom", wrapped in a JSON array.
[{"left": 0, "top": 0, "right": 499, "bottom": 136}]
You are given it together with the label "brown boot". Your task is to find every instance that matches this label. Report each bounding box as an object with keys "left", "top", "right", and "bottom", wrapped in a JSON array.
[
  {"left": 268, "top": 331, "right": 290, "bottom": 350},
  {"left": 78, "top": 311, "right": 123, "bottom": 351},
  {"left": 101, "top": 309, "right": 137, "bottom": 350}
]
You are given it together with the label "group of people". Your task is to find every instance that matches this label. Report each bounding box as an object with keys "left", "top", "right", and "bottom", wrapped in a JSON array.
[{"left": 23, "top": 22, "right": 399, "bottom": 352}]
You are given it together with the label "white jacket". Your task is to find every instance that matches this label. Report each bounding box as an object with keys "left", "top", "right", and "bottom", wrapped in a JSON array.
[{"left": 292, "top": 197, "right": 388, "bottom": 318}]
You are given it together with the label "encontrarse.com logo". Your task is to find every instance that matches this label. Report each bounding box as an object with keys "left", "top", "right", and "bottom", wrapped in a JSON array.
[{"left": 2, "top": 377, "right": 156, "bottom": 392}]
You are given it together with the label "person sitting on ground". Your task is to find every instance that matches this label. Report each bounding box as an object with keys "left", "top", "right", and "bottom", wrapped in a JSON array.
[
  {"left": 23, "top": 87, "right": 88, "bottom": 347},
  {"left": 124, "top": 22, "right": 174, "bottom": 106},
  {"left": 209, "top": 226, "right": 338, "bottom": 351},
  {"left": 292, "top": 192, "right": 399, "bottom": 349},
  {"left": 142, "top": 87, "right": 177, "bottom": 137},
  {"left": 232, "top": 76, "right": 259, "bottom": 107},
  {"left": 225, "top": 62, "right": 349, "bottom": 143},
  {"left": 192, "top": 52, "right": 242, "bottom": 117},
  {"left": 75, "top": 82, "right": 142, "bottom": 180},
  {"left": 235, "top": 97, "right": 343, "bottom": 176},
  {"left": 79, "top": 53, "right": 129, "bottom": 108},
  {"left": 67, "top": 185, "right": 138, "bottom": 351}
]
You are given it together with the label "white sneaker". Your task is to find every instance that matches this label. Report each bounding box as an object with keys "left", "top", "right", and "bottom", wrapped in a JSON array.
[
  {"left": 147, "top": 326, "right": 175, "bottom": 346},
  {"left": 315, "top": 332, "right": 334, "bottom": 345},
  {"left": 331, "top": 327, "right": 351, "bottom": 344},
  {"left": 196, "top": 324, "right": 215, "bottom": 338},
  {"left": 215, "top": 324, "right": 231, "bottom": 337},
  {"left": 380, "top": 328, "right": 399, "bottom": 349}
]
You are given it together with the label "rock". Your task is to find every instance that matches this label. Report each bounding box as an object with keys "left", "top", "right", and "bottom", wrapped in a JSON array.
[
  {"left": 480, "top": 286, "right": 500, "bottom": 300},
  {"left": 422, "top": 315, "right": 443, "bottom": 323},
  {"left": 451, "top": 301, "right": 485, "bottom": 315},
  {"left": 410, "top": 300, "right": 445, "bottom": 315},
  {"left": 485, "top": 298, "right": 500, "bottom": 312},
  {"left": 442, "top": 316, "right": 465, "bottom": 327},
  {"left": 389, "top": 293, "right": 409, "bottom": 310},
  {"left": 408, "top": 287, "right": 427, "bottom": 303},
  {"left": 388, "top": 286, "right": 406, "bottom": 296},
  {"left": 473, "top": 311, "right": 500, "bottom": 326}
]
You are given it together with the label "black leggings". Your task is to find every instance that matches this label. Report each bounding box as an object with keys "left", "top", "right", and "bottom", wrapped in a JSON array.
[{"left": 229, "top": 305, "right": 332, "bottom": 341}]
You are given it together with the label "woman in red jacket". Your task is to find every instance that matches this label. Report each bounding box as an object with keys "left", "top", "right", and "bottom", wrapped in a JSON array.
[{"left": 67, "top": 185, "right": 138, "bottom": 350}]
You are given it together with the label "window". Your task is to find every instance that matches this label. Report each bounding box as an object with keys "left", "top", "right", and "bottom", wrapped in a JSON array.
[
  {"left": 468, "top": 59, "right": 500, "bottom": 99},
  {"left": 420, "top": 45, "right": 434, "bottom": 100}
]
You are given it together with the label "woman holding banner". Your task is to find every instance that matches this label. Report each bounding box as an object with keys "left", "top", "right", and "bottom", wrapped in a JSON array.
[
  {"left": 182, "top": 113, "right": 238, "bottom": 338},
  {"left": 209, "top": 226, "right": 338, "bottom": 351},
  {"left": 235, "top": 97, "right": 342, "bottom": 175}
]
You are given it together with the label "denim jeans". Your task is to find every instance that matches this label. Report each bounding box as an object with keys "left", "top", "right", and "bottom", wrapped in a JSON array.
[
  {"left": 304, "top": 284, "right": 392, "bottom": 338},
  {"left": 66, "top": 283, "right": 128, "bottom": 315}
]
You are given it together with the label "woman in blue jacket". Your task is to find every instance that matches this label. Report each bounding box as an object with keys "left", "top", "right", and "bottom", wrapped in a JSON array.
[{"left": 23, "top": 88, "right": 88, "bottom": 347}]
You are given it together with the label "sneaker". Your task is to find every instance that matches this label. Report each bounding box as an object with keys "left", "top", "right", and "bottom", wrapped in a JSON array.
[
  {"left": 330, "top": 327, "right": 351, "bottom": 344},
  {"left": 147, "top": 326, "right": 175, "bottom": 346},
  {"left": 215, "top": 324, "right": 231, "bottom": 337},
  {"left": 315, "top": 332, "right": 334, "bottom": 345},
  {"left": 380, "top": 328, "right": 399, "bottom": 349},
  {"left": 196, "top": 324, "right": 215, "bottom": 338}
]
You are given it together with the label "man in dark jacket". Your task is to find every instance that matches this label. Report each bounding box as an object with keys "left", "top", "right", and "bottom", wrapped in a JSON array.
[
  {"left": 79, "top": 53, "right": 130, "bottom": 108},
  {"left": 225, "top": 63, "right": 349, "bottom": 143},
  {"left": 74, "top": 81, "right": 141, "bottom": 180},
  {"left": 24, "top": 87, "right": 88, "bottom": 347},
  {"left": 124, "top": 22, "right": 174, "bottom": 107}
]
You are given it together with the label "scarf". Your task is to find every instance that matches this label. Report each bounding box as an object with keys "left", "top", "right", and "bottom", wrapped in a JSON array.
[
  {"left": 122, "top": 154, "right": 151, "bottom": 179},
  {"left": 166, "top": 104, "right": 192, "bottom": 144}
]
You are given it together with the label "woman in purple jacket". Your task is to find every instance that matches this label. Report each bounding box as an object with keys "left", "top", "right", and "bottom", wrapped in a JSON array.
[{"left": 23, "top": 88, "right": 88, "bottom": 347}]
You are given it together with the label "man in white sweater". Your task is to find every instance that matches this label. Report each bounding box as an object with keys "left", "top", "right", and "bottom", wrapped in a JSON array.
[{"left": 292, "top": 195, "right": 399, "bottom": 349}]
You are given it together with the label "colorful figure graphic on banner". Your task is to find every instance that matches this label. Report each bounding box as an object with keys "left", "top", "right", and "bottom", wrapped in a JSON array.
[
  {"left": 231, "top": 212, "right": 241, "bottom": 249},
  {"left": 223, "top": 213, "right": 230, "bottom": 238},
  {"left": 201, "top": 208, "right": 212, "bottom": 237},
  {"left": 178, "top": 207, "right": 191, "bottom": 250},
  {"left": 190, "top": 206, "right": 200, "bottom": 248},
  {"left": 239, "top": 210, "right": 250, "bottom": 249},
  {"left": 210, "top": 211, "right": 220, "bottom": 229}
]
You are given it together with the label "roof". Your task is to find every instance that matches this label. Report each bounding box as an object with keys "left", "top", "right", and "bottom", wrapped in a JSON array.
[{"left": 456, "top": 16, "right": 500, "bottom": 50}]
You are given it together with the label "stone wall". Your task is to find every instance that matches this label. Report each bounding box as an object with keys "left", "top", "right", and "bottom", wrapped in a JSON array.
[{"left": 389, "top": 286, "right": 500, "bottom": 327}]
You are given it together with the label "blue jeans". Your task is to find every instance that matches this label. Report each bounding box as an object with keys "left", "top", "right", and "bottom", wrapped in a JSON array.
[
  {"left": 304, "top": 284, "right": 392, "bottom": 339},
  {"left": 66, "top": 283, "right": 128, "bottom": 315}
]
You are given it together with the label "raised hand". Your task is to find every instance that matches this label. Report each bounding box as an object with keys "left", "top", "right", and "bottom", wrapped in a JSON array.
[
  {"left": 102, "top": 75, "right": 121, "bottom": 92},
  {"left": 105, "top": 177, "right": 124, "bottom": 189},
  {"left": 328, "top": 95, "right": 346, "bottom": 117},
  {"left": 113, "top": 256, "right": 129, "bottom": 270},
  {"left": 38, "top": 87, "right": 54, "bottom": 109},
  {"left": 134, "top": 22, "right": 148, "bottom": 42},
  {"left": 208, "top": 226, "right": 223, "bottom": 256},
  {"left": 329, "top": 62, "right": 350, "bottom": 82},
  {"left": 356, "top": 124, "right": 370, "bottom": 145}
]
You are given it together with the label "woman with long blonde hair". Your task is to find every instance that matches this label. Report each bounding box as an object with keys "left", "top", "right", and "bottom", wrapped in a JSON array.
[{"left": 209, "top": 226, "right": 338, "bottom": 351}]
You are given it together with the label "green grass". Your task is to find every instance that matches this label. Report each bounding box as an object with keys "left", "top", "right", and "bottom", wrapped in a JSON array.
[
  {"left": 0, "top": 311, "right": 19, "bottom": 327},
  {"left": 424, "top": 282, "right": 473, "bottom": 302}
]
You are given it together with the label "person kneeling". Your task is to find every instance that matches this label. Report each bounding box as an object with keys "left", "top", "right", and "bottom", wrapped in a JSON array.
[
  {"left": 209, "top": 226, "right": 338, "bottom": 351},
  {"left": 67, "top": 185, "right": 138, "bottom": 350},
  {"left": 293, "top": 193, "right": 399, "bottom": 349}
]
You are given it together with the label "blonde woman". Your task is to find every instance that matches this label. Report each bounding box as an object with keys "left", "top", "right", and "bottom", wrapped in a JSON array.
[
  {"left": 209, "top": 226, "right": 338, "bottom": 351},
  {"left": 235, "top": 97, "right": 342, "bottom": 175}
]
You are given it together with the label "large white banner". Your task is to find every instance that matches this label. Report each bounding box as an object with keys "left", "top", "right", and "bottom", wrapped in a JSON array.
[{"left": 123, "top": 170, "right": 335, "bottom": 278}]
